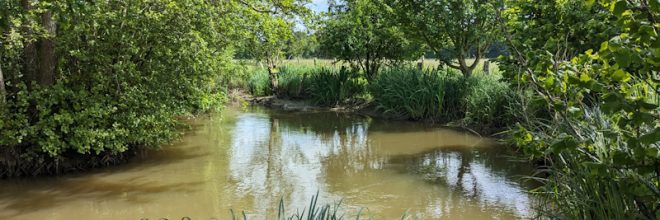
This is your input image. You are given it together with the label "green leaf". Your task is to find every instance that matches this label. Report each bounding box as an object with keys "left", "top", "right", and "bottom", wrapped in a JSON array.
[
  {"left": 614, "top": 49, "right": 632, "bottom": 68},
  {"left": 650, "top": 0, "right": 660, "bottom": 12},
  {"left": 579, "top": 73, "right": 591, "bottom": 82},
  {"left": 611, "top": 69, "right": 631, "bottom": 82},
  {"left": 632, "top": 111, "right": 656, "bottom": 126},
  {"left": 612, "top": 1, "right": 628, "bottom": 17},
  {"left": 548, "top": 136, "right": 579, "bottom": 154}
]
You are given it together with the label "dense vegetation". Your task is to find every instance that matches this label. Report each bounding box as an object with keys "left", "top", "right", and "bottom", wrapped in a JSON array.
[
  {"left": 1, "top": 0, "right": 658, "bottom": 219},
  {"left": 241, "top": 0, "right": 659, "bottom": 218},
  {"left": 0, "top": 0, "right": 308, "bottom": 176}
]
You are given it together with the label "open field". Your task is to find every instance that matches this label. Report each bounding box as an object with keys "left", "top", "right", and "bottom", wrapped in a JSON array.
[{"left": 239, "top": 58, "right": 499, "bottom": 74}]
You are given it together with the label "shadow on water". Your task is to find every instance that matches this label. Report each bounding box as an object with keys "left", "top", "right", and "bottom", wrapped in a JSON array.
[
  {"left": 0, "top": 139, "right": 209, "bottom": 219},
  {"left": 0, "top": 176, "right": 203, "bottom": 219}
]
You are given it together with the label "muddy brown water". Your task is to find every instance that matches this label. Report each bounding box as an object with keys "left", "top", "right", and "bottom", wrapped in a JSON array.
[{"left": 0, "top": 106, "right": 535, "bottom": 219}]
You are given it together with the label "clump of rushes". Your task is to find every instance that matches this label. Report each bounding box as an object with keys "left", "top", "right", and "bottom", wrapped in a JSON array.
[
  {"left": 462, "top": 73, "right": 513, "bottom": 128},
  {"left": 307, "top": 67, "right": 366, "bottom": 106},
  {"left": 369, "top": 67, "right": 457, "bottom": 120},
  {"left": 247, "top": 69, "right": 272, "bottom": 96},
  {"left": 276, "top": 66, "right": 315, "bottom": 99},
  {"left": 229, "top": 192, "right": 411, "bottom": 220}
]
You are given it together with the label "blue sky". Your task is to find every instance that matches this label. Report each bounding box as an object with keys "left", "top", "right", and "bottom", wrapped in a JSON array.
[{"left": 309, "top": 0, "right": 329, "bottom": 12}]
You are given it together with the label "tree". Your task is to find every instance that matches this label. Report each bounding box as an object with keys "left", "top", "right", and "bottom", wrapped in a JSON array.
[
  {"left": 384, "top": 0, "right": 501, "bottom": 77},
  {"left": 498, "top": 0, "right": 616, "bottom": 80},
  {"left": 319, "top": 0, "right": 422, "bottom": 80},
  {"left": 18, "top": 0, "right": 57, "bottom": 89},
  {"left": 285, "top": 31, "right": 319, "bottom": 59},
  {"left": 0, "top": 62, "right": 4, "bottom": 105},
  {"left": 238, "top": 0, "right": 309, "bottom": 95},
  {"left": 0, "top": 0, "right": 255, "bottom": 176}
]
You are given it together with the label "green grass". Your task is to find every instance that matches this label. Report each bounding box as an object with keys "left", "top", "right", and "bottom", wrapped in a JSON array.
[
  {"left": 369, "top": 67, "right": 458, "bottom": 120},
  {"left": 462, "top": 74, "right": 513, "bottom": 128},
  {"left": 228, "top": 192, "right": 410, "bottom": 220},
  {"left": 246, "top": 68, "right": 271, "bottom": 96},
  {"left": 531, "top": 110, "right": 657, "bottom": 219},
  {"left": 277, "top": 66, "right": 316, "bottom": 99},
  {"left": 307, "top": 68, "right": 367, "bottom": 106},
  {"left": 368, "top": 67, "right": 512, "bottom": 128},
  {"left": 242, "top": 60, "right": 513, "bottom": 130}
]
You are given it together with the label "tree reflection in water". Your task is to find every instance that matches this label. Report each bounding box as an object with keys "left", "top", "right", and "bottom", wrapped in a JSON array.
[{"left": 226, "top": 107, "right": 534, "bottom": 219}]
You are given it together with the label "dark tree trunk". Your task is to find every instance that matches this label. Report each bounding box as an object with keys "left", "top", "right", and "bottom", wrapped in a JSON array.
[
  {"left": 268, "top": 65, "right": 278, "bottom": 95},
  {"left": 458, "top": 56, "right": 472, "bottom": 78},
  {"left": 21, "top": 0, "right": 38, "bottom": 90},
  {"left": 0, "top": 62, "right": 5, "bottom": 105},
  {"left": 483, "top": 61, "right": 490, "bottom": 75},
  {"left": 38, "top": 10, "right": 56, "bottom": 86}
]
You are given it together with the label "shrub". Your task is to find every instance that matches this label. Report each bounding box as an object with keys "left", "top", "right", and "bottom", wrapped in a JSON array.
[{"left": 0, "top": 0, "right": 228, "bottom": 177}]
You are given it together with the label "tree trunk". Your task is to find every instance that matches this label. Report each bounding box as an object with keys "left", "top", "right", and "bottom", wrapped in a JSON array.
[
  {"left": 417, "top": 56, "right": 424, "bottom": 71},
  {"left": 0, "top": 62, "right": 5, "bottom": 105},
  {"left": 463, "top": 68, "right": 473, "bottom": 78},
  {"left": 483, "top": 61, "right": 490, "bottom": 75},
  {"left": 22, "top": 0, "right": 38, "bottom": 90},
  {"left": 268, "top": 65, "right": 278, "bottom": 95},
  {"left": 38, "top": 10, "right": 56, "bottom": 86},
  {"left": 458, "top": 57, "right": 471, "bottom": 77}
]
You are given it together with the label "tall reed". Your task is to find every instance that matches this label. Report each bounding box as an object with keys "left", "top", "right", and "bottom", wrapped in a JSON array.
[{"left": 307, "top": 68, "right": 366, "bottom": 106}]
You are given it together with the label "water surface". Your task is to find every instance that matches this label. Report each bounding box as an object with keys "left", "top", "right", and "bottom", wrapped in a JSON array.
[{"left": 0, "top": 107, "right": 534, "bottom": 219}]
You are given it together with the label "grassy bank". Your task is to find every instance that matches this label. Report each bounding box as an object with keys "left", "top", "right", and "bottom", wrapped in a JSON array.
[{"left": 240, "top": 62, "right": 513, "bottom": 133}]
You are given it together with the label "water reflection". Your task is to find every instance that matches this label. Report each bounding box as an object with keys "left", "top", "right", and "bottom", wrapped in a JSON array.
[
  {"left": 0, "top": 106, "right": 533, "bottom": 220},
  {"left": 226, "top": 107, "right": 533, "bottom": 219}
]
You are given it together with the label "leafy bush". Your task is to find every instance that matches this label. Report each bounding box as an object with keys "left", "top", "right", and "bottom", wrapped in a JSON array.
[
  {"left": 504, "top": 1, "right": 660, "bottom": 218},
  {"left": 0, "top": 0, "right": 228, "bottom": 177}
]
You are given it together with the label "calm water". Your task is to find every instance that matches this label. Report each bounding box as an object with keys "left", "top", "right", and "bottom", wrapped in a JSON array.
[{"left": 0, "top": 107, "right": 535, "bottom": 219}]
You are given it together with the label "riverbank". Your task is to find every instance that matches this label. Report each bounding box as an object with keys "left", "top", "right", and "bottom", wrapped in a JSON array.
[{"left": 229, "top": 89, "right": 498, "bottom": 137}]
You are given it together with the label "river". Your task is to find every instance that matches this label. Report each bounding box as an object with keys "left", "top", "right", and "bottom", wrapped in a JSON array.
[{"left": 0, "top": 106, "right": 535, "bottom": 219}]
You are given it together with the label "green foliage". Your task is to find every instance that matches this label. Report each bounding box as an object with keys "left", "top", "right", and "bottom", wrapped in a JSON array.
[
  {"left": 308, "top": 68, "right": 366, "bottom": 106},
  {"left": 384, "top": 0, "right": 501, "bottom": 77},
  {"left": 505, "top": 0, "right": 660, "bottom": 218},
  {"left": 462, "top": 74, "right": 513, "bottom": 127},
  {"left": 247, "top": 68, "right": 273, "bottom": 97},
  {"left": 277, "top": 66, "right": 315, "bottom": 99},
  {"left": 369, "top": 68, "right": 452, "bottom": 120},
  {"left": 285, "top": 31, "right": 320, "bottom": 59},
  {"left": 0, "top": 0, "right": 243, "bottom": 176},
  {"left": 499, "top": 0, "right": 617, "bottom": 81},
  {"left": 319, "top": 0, "right": 423, "bottom": 79}
]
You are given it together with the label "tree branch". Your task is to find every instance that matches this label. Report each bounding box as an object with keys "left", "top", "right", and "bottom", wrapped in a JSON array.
[{"left": 237, "top": 0, "right": 276, "bottom": 13}]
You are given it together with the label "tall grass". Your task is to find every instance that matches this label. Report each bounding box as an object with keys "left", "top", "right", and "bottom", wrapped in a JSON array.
[
  {"left": 247, "top": 69, "right": 271, "bottom": 96},
  {"left": 462, "top": 74, "right": 513, "bottom": 127},
  {"left": 277, "top": 66, "right": 315, "bottom": 99},
  {"left": 244, "top": 64, "right": 515, "bottom": 130},
  {"left": 307, "top": 68, "right": 367, "bottom": 106},
  {"left": 369, "top": 67, "right": 512, "bottom": 128},
  {"left": 525, "top": 107, "right": 658, "bottom": 219},
  {"left": 369, "top": 68, "right": 452, "bottom": 120},
  {"left": 228, "top": 192, "right": 406, "bottom": 220}
]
